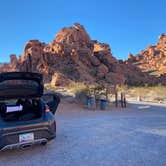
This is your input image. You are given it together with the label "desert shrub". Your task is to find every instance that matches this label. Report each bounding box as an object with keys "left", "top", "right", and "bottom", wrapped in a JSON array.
[
  {"left": 69, "top": 82, "right": 106, "bottom": 104},
  {"left": 117, "top": 84, "right": 129, "bottom": 92},
  {"left": 75, "top": 88, "right": 89, "bottom": 104},
  {"left": 131, "top": 87, "right": 149, "bottom": 96},
  {"left": 69, "top": 82, "right": 90, "bottom": 104},
  {"left": 149, "top": 85, "right": 166, "bottom": 100},
  {"left": 93, "top": 85, "right": 106, "bottom": 99},
  {"left": 44, "top": 84, "right": 58, "bottom": 91},
  {"left": 68, "top": 82, "right": 88, "bottom": 93},
  {"left": 126, "top": 85, "right": 166, "bottom": 103}
]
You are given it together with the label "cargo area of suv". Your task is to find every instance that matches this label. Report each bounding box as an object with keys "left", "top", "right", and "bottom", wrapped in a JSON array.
[
  {"left": 0, "top": 98, "right": 43, "bottom": 122},
  {"left": 0, "top": 72, "right": 44, "bottom": 122}
]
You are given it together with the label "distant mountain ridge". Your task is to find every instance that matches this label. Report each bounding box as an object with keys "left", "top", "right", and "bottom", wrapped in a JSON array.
[{"left": 0, "top": 23, "right": 165, "bottom": 86}]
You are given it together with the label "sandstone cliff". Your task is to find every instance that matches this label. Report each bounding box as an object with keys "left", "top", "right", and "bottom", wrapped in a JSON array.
[
  {"left": 0, "top": 23, "right": 165, "bottom": 86},
  {"left": 126, "top": 33, "right": 166, "bottom": 85},
  {"left": 0, "top": 23, "right": 125, "bottom": 86}
]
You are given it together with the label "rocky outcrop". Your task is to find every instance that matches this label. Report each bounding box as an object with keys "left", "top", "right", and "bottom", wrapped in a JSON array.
[
  {"left": 0, "top": 23, "right": 125, "bottom": 86},
  {"left": 97, "top": 64, "right": 109, "bottom": 78},
  {"left": 55, "top": 23, "right": 92, "bottom": 46},
  {"left": 126, "top": 33, "right": 166, "bottom": 85},
  {"left": 51, "top": 72, "right": 71, "bottom": 86},
  {"left": 0, "top": 54, "right": 18, "bottom": 72},
  {"left": 10, "top": 54, "right": 17, "bottom": 66},
  {"left": 0, "top": 63, "right": 11, "bottom": 72},
  {"left": 0, "top": 23, "right": 165, "bottom": 86},
  {"left": 129, "top": 34, "right": 166, "bottom": 73},
  {"left": 127, "top": 53, "right": 135, "bottom": 63}
]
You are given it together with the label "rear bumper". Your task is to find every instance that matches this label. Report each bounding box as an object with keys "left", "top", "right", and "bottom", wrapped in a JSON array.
[
  {"left": 1, "top": 138, "right": 48, "bottom": 151},
  {"left": 0, "top": 120, "right": 56, "bottom": 151}
]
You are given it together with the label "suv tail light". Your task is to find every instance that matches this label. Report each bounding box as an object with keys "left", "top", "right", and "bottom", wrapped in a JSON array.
[
  {"left": 51, "top": 121, "right": 56, "bottom": 131},
  {"left": 45, "top": 105, "right": 50, "bottom": 112}
]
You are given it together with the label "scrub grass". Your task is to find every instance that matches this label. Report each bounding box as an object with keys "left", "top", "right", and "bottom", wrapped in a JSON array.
[
  {"left": 45, "top": 82, "right": 166, "bottom": 104},
  {"left": 127, "top": 85, "right": 166, "bottom": 103}
]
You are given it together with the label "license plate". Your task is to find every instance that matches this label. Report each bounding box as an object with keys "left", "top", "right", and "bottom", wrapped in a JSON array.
[{"left": 19, "top": 133, "right": 34, "bottom": 143}]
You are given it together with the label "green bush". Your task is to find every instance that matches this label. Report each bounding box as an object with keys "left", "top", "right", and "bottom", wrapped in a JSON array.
[{"left": 75, "top": 88, "right": 89, "bottom": 104}]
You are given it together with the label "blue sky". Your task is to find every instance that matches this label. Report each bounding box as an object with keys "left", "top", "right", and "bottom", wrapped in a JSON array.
[{"left": 0, "top": 0, "right": 165, "bottom": 62}]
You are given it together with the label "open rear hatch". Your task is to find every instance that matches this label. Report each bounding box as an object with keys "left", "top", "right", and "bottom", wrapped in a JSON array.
[
  {"left": 0, "top": 72, "right": 43, "bottom": 100},
  {"left": 0, "top": 72, "right": 44, "bottom": 121}
]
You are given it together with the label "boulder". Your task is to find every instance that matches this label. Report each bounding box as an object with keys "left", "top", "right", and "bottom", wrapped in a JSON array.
[
  {"left": 55, "top": 23, "right": 91, "bottom": 46},
  {"left": 51, "top": 73, "right": 70, "bottom": 87},
  {"left": 97, "top": 64, "right": 109, "bottom": 78},
  {"left": 105, "top": 72, "right": 125, "bottom": 85},
  {"left": 89, "top": 55, "right": 101, "bottom": 66}
]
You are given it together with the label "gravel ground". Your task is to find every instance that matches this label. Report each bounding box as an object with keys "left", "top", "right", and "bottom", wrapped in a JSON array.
[{"left": 0, "top": 100, "right": 166, "bottom": 166}]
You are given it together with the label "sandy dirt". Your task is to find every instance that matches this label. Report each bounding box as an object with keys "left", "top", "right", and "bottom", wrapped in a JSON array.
[{"left": 0, "top": 99, "right": 166, "bottom": 166}]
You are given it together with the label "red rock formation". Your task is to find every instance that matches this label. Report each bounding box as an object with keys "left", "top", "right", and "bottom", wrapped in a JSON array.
[
  {"left": 0, "top": 23, "right": 165, "bottom": 86},
  {"left": 55, "top": 23, "right": 91, "bottom": 45},
  {"left": 51, "top": 72, "right": 71, "bottom": 86},
  {"left": 125, "top": 33, "right": 166, "bottom": 85},
  {"left": 0, "top": 63, "right": 11, "bottom": 72},
  {"left": 128, "top": 34, "right": 166, "bottom": 72}
]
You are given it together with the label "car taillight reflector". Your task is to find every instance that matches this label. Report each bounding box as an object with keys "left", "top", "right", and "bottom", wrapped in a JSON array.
[
  {"left": 45, "top": 105, "right": 50, "bottom": 112},
  {"left": 51, "top": 121, "right": 56, "bottom": 131}
]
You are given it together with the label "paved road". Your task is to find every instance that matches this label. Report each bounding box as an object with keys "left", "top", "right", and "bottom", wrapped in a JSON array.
[{"left": 0, "top": 102, "right": 166, "bottom": 166}]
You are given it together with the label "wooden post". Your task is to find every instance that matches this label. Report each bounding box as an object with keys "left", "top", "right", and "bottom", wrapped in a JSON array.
[
  {"left": 124, "top": 94, "right": 127, "bottom": 108},
  {"left": 121, "top": 93, "right": 123, "bottom": 108},
  {"left": 115, "top": 92, "right": 118, "bottom": 107},
  {"left": 121, "top": 92, "right": 127, "bottom": 108},
  {"left": 106, "top": 87, "right": 109, "bottom": 101}
]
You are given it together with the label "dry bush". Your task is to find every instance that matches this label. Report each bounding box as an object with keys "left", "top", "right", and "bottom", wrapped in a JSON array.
[{"left": 127, "top": 85, "right": 166, "bottom": 103}]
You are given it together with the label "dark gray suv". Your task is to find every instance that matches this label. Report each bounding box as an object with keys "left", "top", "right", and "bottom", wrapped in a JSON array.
[{"left": 0, "top": 72, "right": 60, "bottom": 151}]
